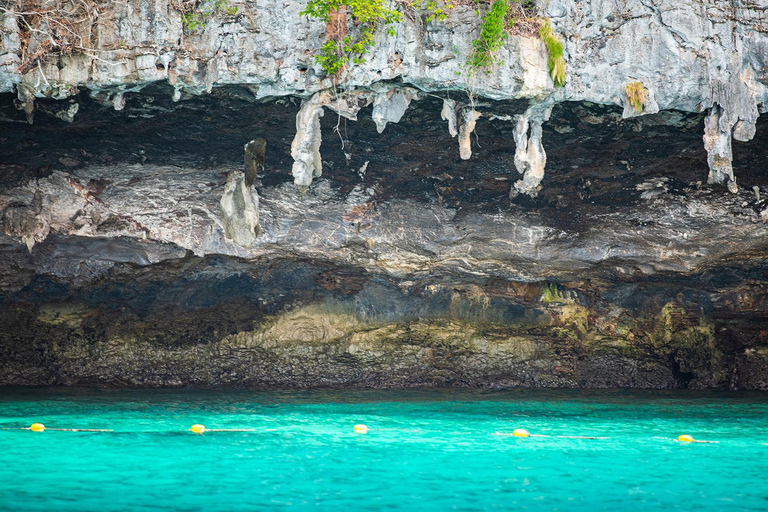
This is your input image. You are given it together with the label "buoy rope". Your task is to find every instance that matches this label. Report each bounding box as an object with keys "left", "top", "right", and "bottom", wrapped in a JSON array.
[
  {"left": 0, "top": 424, "right": 722, "bottom": 442},
  {"left": 0, "top": 427, "right": 112, "bottom": 432},
  {"left": 494, "top": 432, "right": 607, "bottom": 439},
  {"left": 203, "top": 429, "right": 256, "bottom": 432},
  {"left": 557, "top": 435, "right": 610, "bottom": 439},
  {"left": 41, "top": 428, "right": 113, "bottom": 432}
]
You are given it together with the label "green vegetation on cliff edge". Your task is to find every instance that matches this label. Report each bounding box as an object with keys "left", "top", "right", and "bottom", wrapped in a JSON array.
[{"left": 301, "top": 0, "right": 566, "bottom": 84}]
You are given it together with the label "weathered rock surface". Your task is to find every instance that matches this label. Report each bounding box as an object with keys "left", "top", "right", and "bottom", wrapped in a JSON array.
[
  {"left": 0, "top": 0, "right": 767, "bottom": 388},
  {"left": 1, "top": 241, "right": 766, "bottom": 389},
  {"left": 1, "top": 0, "right": 767, "bottom": 189},
  {"left": 220, "top": 170, "right": 260, "bottom": 248}
]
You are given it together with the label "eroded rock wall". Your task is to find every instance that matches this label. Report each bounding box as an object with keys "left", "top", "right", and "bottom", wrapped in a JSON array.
[
  {"left": 1, "top": 0, "right": 766, "bottom": 191},
  {"left": 2, "top": 247, "right": 767, "bottom": 389},
  {"left": 1, "top": 1, "right": 768, "bottom": 389},
  {"left": 0, "top": 92, "right": 767, "bottom": 388}
]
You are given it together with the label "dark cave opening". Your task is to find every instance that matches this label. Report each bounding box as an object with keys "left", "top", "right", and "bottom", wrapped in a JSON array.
[{"left": 3, "top": 84, "right": 766, "bottom": 212}]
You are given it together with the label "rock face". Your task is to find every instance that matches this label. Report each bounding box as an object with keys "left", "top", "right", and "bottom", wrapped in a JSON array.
[
  {"left": 1, "top": 0, "right": 766, "bottom": 189},
  {"left": 0, "top": 0, "right": 767, "bottom": 388}
]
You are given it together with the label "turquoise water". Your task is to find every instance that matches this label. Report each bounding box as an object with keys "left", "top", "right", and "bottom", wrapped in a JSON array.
[{"left": 1, "top": 388, "right": 767, "bottom": 510}]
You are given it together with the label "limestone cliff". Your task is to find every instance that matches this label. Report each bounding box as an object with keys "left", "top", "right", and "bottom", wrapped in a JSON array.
[
  {"left": 2, "top": 0, "right": 767, "bottom": 192},
  {"left": 0, "top": 0, "right": 767, "bottom": 389}
]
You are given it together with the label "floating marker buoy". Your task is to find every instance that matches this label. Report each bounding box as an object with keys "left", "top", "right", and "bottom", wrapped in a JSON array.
[
  {"left": 676, "top": 434, "right": 717, "bottom": 444},
  {"left": 353, "top": 424, "right": 368, "bottom": 434},
  {"left": 190, "top": 424, "right": 206, "bottom": 434},
  {"left": 512, "top": 428, "right": 530, "bottom": 438},
  {"left": 30, "top": 423, "right": 45, "bottom": 432}
]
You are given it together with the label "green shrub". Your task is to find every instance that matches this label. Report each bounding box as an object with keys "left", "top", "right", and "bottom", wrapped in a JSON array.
[
  {"left": 302, "top": 0, "right": 402, "bottom": 76},
  {"left": 409, "top": 0, "right": 454, "bottom": 23},
  {"left": 539, "top": 19, "right": 565, "bottom": 87},
  {"left": 467, "top": 0, "right": 509, "bottom": 73},
  {"left": 181, "top": 0, "right": 238, "bottom": 33},
  {"left": 541, "top": 282, "right": 561, "bottom": 303}
]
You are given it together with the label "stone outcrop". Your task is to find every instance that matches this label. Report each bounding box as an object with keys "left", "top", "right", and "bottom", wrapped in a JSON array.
[
  {"left": 0, "top": 88, "right": 766, "bottom": 389},
  {"left": 291, "top": 95, "right": 325, "bottom": 189},
  {"left": 372, "top": 87, "right": 417, "bottom": 133},
  {"left": 1, "top": 240, "right": 766, "bottom": 389},
  {"left": 219, "top": 170, "right": 260, "bottom": 247},
  {"left": 439, "top": 98, "right": 482, "bottom": 159},
  {"left": 511, "top": 104, "right": 552, "bottom": 197},
  {"left": 458, "top": 107, "right": 481, "bottom": 160},
  {"left": 243, "top": 138, "right": 266, "bottom": 188}
]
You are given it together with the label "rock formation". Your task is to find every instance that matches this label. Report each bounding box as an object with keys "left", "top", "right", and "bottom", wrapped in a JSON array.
[
  {"left": 291, "top": 95, "right": 325, "bottom": 189},
  {"left": 0, "top": 0, "right": 767, "bottom": 388},
  {"left": 220, "top": 170, "right": 260, "bottom": 247},
  {"left": 244, "top": 138, "right": 266, "bottom": 188}
]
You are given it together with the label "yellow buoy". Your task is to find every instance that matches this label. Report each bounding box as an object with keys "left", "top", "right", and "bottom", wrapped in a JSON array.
[
  {"left": 512, "top": 428, "right": 530, "bottom": 438},
  {"left": 190, "top": 424, "right": 206, "bottom": 434},
  {"left": 678, "top": 434, "right": 694, "bottom": 443},
  {"left": 30, "top": 423, "right": 45, "bottom": 432},
  {"left": 353, "top": 424, "right": 368, "bottom": 434}
]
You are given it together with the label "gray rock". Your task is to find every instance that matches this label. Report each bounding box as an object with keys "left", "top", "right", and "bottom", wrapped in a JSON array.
[
  {"left": 291, "top": 95, "right": 324, "bottom": 188},
  {"left": 244, "top": 138, "right": 266, "bottom": 188},
  {"left": 219, "top": 170, "right": 260, "bottom": 247},
  {"left": 458, "top": 107, "right": 480, "bottom": 160},
  {"left": 1, "top": 0, "right": 768, "bottom": 390},
  {"left": 372, "top": 88, "right": 415, "bottom": 133}
]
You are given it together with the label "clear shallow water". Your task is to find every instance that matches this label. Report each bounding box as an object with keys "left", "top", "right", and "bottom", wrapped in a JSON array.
[{"left": 1, "top": 388, "right": 767, "bottom": 511}]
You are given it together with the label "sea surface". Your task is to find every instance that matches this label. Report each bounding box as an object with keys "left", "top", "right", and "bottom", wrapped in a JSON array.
[{"left": 0, "top": 388, "right": 766, "bottom": 510}]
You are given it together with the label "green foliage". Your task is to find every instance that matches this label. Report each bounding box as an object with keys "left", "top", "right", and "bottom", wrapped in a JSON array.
[
  {"left": 541, "top": 282, "right": 561, "bottom": 304},
  {"left": 467, "top": 0, "right": 509, "bottom": 73},
  {"left": 181, "top": 12, "right": 206, "bottom": 32},
  {"left": 465, "top": 0, "right": 538, "bottom": 75},
  {"left": 625, "top": 81, "right": 647, "bottom": 113},
  {"left": 181, "top": 0, "right": 238, "bottom": 33},
  {"left": 541, "top": 282, "right": 576, "bottom": 305},
  {"left": 539, "top": 19, "right": 565, "bottom": 87},
  {"left": 410, "top": 0, "right": 454, "bottom": 23},
  {"left": 315, "top": 40, "right": 347, "bottom": 76},
  {"left": 302, "top": 0, "right": 402, "bottom": 76}
]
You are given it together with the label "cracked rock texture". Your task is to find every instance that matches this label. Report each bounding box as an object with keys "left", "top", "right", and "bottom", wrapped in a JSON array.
[
  {"left": 1, "top": 0, "right": 767, "bottom": 188},
  {"left": 0, "top": 0, "right": 767, "bottom": 388}
]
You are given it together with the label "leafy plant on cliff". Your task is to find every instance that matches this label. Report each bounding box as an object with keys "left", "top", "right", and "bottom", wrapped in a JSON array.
[
  {"left": 407, "top": 0, "right": 455, "bottom": 24},
  {"left": 178, "top": 0, "right": 238, "bottom": 34},
  {"left": 467, "top": 0, "right": 509, "bottom": 73},
  {"left": 625, "top": 81, "right": 647, "bottom": 113},
  {"left": 541, "top": 282, "right": 573, "bottom": 304},
  {"left": 302, "top": 0, "right": 402, "bottom": 77},
  {"left": 539, "top": 19, "right": 565, "bottom": 87},
  {"left": 540, "top": 282, "right": 560, "bottom": 303},
  {"left": 465, "top": 0, "right": 540, "bottom": 75}
]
